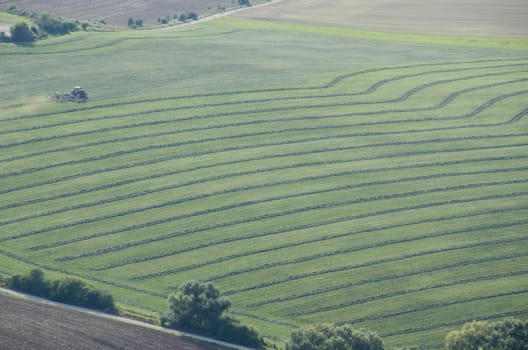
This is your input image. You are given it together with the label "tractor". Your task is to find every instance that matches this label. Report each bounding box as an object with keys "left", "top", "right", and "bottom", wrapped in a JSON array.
[{"left": 50, "top": 86, "right": 88, "bottom": 102}]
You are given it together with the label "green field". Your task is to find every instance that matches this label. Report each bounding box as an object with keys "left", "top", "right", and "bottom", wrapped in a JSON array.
[{"left": 1, "top": 16, "right": 527, "bottom": 349}]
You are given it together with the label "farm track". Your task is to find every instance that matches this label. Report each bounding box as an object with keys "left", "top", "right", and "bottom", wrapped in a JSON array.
[{"left": 2, "top": 55, "right": 527, "bottom": 347}]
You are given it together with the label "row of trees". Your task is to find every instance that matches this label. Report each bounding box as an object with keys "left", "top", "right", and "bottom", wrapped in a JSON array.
[
  {"left": 6, "top": 269, "right": 117, "bottom": 314},
  {"left": 161, "top": 279, "right": 528, "bottom": 349},
  {"left": 1, "top": 6, "right": 82, "bottom": 43},
  {"left": 4, "top": 271, "right": 526, "bottom": 349}
]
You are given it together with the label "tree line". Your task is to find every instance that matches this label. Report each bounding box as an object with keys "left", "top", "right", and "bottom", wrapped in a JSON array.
[
  {"left": 3, "top": 271, "right": 526, "bottom": 348},
  {"left": 5, "top": 269, "right": 117, "bottom": 314},
  {"left": 1, "top": 6, "right": 83, "bottom": 43}
]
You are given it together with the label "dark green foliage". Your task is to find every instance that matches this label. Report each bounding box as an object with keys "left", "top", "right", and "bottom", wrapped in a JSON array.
[
  {"left": 162, "top": 280, "right": 263, "bottom": 348},
  {"left": 178, "top": 13, "right": 187, "bottom": 22},
  {"left": 128, "top": 17, "right": 134, "bottom": 27},
  {"left": 7, "top": 269, "right": 49, "bottom": 296},
  {"left": 6, "top": 269, "right": 117, "bottom": 314},
  {"left": 239, "top": 0, "right": 252, "bottom": 6},
  {"left": 37, "top": 14, "right": 78, "bottom": 35},
  {"left": 179, "top": 12, "right": 198, "bottom": 22},
  {"left": 134, "top": 19, "right": 143, "bottom": 27},
  {"left": 286, "top": 323, "right": 384, "bottom": 350},
  {"left": 445, "top": 318, "right": 528, "bottom": 350},
  {"left": 10, "top": 22, "right": 35, "bottom": 43}
]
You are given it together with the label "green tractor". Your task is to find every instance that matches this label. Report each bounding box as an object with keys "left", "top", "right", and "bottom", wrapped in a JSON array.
[{"left": 50, "top": 86, "right": 88, "bottom": 102}]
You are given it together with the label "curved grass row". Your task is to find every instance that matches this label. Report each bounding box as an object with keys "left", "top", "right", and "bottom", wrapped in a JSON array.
[{"left": 1, "top": 39, "right": 527, "bottom": 348}]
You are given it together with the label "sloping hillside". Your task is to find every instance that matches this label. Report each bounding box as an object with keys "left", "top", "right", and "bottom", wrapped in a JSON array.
[
  {"left": 0, "top": 0, "right": 252, "bottom": 25},
  {"left": 234, "top": 0, "right": 528, "bottom": 37}
]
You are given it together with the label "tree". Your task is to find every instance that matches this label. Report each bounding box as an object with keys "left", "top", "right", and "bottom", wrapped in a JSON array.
[
  {"left": 162, "top": 280, "right": 263, "bottom": 348},
  {"left": 134, "top": 19, "right": 143, "bottom": 27},
  {"left": 128, "top": 17, "right": 134, "bottom": 27},
  {"left": 10, "top": 22, "right": 34, "bottom": 43},
  {"left": 164, "top": 280, "right": 230, "bottom": 332},
  {"left": 286, "top": 323, "right": 384, "bottom": 350},
  {"left": 445, "top": 318, "right": 528, "bottom": 350},
  {"left": 7, "top": 269, "right": 50, "bottom": 296},
  {"left": 6, "top": 269, "right": 117, "bottom": 314}
]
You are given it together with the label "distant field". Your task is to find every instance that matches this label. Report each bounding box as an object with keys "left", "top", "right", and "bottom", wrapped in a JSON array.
[
  {"left": 0, "top": 0, "right": 266, "bottom": 25},
  {"left": 0, "top": 10, "right": 527, "bottom": 350},
  {"left": 0, "top": 294, "right": 219, "bottom": 350},
  {"left": 235, "top": 0, "right": 528, "bottom": 37}
]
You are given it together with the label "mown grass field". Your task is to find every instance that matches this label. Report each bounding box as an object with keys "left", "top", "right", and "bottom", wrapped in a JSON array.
[{"left": 1, "top": 14, "right": 527, "bottom": 349}]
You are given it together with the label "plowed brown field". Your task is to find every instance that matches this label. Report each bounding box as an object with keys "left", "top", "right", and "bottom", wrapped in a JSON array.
[
  {"left": 0, "top": 294, "right": 219, "bottom": 350},
  {"left": 234, "top": 0, "right": 528, "bottom": 37},
  {"left": 0, "top": 0, "right": 239, "bottom": 25}
]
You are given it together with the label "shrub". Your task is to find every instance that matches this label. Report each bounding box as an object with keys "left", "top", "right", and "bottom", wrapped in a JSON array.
[{"left": 10, "top": 22, "right": 34, "bottom": 43}]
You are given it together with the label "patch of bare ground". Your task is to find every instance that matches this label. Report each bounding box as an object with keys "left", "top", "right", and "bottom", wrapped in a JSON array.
[
  {"left": 0, "top": 294, "right": 220, "bottom": 350},
  {"left": 0, "top": 0, "right": 247, "bottom": 26},
  {"left": 233, "top": 0, "right": 528, "bottom": 37}
]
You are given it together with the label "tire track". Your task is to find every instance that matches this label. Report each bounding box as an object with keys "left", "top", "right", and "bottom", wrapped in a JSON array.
[{"left": 244, "top": 251, "right": 528, "bottom": 307}]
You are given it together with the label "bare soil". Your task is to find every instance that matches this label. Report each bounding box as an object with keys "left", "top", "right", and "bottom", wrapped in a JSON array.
[
  {"left": 233, "top": 0, "right": 528, "bottom": 37},
  {"left": 0, "top": 0, "right": 240, "bottom": 26},
  {"left": 0, "top": 294, "right": 219, "bottom": 350}
]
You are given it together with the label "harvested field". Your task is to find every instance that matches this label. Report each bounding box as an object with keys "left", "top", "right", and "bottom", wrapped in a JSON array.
[
  {"left": 234, "top": 0, "right": 528, "bottom": 37},
  {"left": 0, "top": 0, "right": 264, "bottom": 25},
  {"left": 0, "top": 294, "right": 220, "bottom": 350},
  {"left": 0, "top": 7, "right": 527, "bottom": 349}
]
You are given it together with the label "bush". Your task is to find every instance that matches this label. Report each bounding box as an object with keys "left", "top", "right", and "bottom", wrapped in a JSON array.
[
  {"left": 10, "top": 22, "right": 34, "bottom": 43},
  {"left": 162, "top": 280, "right": 264, "bottom": 348},
  {"left": 37, "top": 14, "right": 78, "bottom": 35},
  {"left": 6, "top": 269, "right": 117, "bottom": 314},
  {"left": 445, "top": 318, "right": 528, "bottom": 350},
  {"left": 286, "top": 323, "right": 384, "bottom": 350}
]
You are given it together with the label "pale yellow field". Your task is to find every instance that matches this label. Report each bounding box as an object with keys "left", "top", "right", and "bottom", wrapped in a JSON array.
[{"left": 234, "top": 0, "right": 528, "bottom": 37}]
